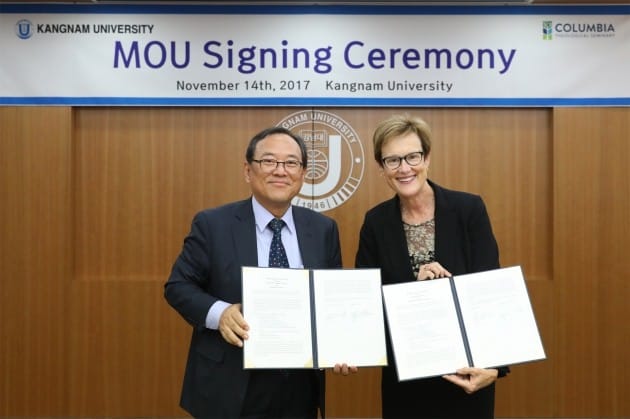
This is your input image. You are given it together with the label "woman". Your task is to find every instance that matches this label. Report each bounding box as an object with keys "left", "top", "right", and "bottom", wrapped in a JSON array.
[{"left": 355, "top": 114, "right": 509, "bottom": 418}]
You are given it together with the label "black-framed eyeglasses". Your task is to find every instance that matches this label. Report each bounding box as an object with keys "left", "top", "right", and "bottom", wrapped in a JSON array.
[
  {"left": 381, "top": 151, "right": 425, "bottom": 170},
  {"left": 251, "top": 158, "right": 303, "bottom": 173}
]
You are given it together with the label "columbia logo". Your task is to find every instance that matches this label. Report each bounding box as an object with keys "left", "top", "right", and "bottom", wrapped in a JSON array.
[{"left": 543, "top": 21, "right": 552, "bottom": 40}]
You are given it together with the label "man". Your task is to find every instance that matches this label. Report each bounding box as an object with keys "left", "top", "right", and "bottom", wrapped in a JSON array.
[{"left": 165, "top": 126, "right": 343, "bottom": 418}]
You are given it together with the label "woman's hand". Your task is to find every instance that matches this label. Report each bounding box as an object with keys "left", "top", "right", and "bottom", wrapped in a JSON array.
[
  {"left": 442, "top": 367, "right": 498, "bottom": 393},
  {"left": 417, "top": 262, "right": 451, "bottom": 280},
  {"left": 333, "top": 363, "right": 359, "bottom": 376}
]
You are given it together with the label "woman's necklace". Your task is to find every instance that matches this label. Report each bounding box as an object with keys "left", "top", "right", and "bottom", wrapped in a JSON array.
[{"left": 401, "top": 196, "right": 435, "bottom": 226}]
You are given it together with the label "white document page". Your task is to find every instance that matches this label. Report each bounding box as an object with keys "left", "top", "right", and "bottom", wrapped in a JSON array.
[
  {"left": 454, "top": 266, "right": 546, "bottom": 368},
  {"left": 382, "top": 278, "right": 469, "bottom": 381},
  {"left": 242, "top": 267, "right": 314, "bottom": 369},
  {"left": 312, "top": 269, "right": 387, "bottom": 368}
]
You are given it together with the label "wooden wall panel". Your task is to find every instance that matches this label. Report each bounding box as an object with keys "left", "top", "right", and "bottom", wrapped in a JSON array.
[
  {"left": 70, "top": 107, "right": 303, "bottom": 416},
  {"left": 0, "top": 107, "right": 72, "bottom": 416},
  {"left": 311, "top": 108, "right": 553, "bottom": 278},
  {"left": 553, "top": 107, "right": 630, "bottom": 417},
  {"left": 321, "top": 108, "right": 553, "bottom": 417},
  {"left": 74, "top": 108, "right": 259, "bottom": 282},
  {"left": 70, "top": 107, "right": 554, "bottom": 417},
  {"left": 2, "top": 105, "right": 628, "bottom": 418},
  {"left": 67, "top": 280, "right": 190, "bottom": 417}
]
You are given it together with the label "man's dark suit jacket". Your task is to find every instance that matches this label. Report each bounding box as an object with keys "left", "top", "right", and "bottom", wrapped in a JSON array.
[{"left": 165, "top": 198, "right": 343, "bottom": 418}]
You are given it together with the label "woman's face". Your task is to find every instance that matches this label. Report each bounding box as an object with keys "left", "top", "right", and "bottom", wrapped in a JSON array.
[{"left": 379, "top": 131, "right": 430, "bottom": 199}]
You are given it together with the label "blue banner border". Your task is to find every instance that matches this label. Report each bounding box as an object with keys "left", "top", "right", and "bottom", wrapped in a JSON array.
[{"left": 2, "top": 97, "right": 628, "bottom": 107}]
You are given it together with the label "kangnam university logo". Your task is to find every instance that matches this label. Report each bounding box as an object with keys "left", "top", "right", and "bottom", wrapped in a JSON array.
[
  {"left": 277, "top": 110, "right": 365, "bottom": 213},
  {"left": 15, "top": 19, "right": 33, "bottom": 39}
]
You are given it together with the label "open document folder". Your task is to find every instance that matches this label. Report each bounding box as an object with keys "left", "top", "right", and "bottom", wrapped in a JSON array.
[
  {"left": 242, "top": 266, "right": 388, "bottom": 369},
  {"left": 382, "top": 265, "right": 546, "bottom": 381}
]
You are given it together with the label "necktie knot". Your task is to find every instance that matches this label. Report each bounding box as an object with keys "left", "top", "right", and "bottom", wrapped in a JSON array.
[{"left": 269, "top": 218, "right": 285, "bottom": 234}]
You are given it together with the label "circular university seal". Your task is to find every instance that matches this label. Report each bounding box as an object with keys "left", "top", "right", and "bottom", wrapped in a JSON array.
[{"left": 277, "top": 110, "right": 365, "bottom": 212}]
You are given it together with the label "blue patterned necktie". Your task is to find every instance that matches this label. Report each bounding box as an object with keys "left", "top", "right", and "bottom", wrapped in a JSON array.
[{"left": 268, "top": 218, "right": 289, "bottom": 268}]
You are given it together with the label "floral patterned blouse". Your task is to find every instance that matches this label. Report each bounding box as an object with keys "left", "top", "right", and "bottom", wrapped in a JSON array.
[{"left": 403, "top": 218, "right": 436, "bottom": 278}]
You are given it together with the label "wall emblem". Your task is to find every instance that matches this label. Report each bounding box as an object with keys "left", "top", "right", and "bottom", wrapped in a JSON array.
[{"left": 277, "top": 110, "right": 365, "bottom": 212}]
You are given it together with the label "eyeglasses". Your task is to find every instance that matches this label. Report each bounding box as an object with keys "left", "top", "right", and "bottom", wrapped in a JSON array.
[
  {"left": 251, "top": 158, "right": 303, "bottom": 173},
  {"left": 381, "top": 151, "right": 425, "bottom": 170}
]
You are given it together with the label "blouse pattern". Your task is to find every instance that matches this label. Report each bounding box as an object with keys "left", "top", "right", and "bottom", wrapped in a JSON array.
[{"left": 403, "top": 218, "right": 436, "bottom": 278}]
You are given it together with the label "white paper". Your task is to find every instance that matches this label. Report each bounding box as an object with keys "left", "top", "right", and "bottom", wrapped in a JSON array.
[
  {"left": 242, "top": 267, "right": 313, "bottom": 368},
  {"left": 312, "top": 269, "right": 387, "bottom": 368},
  {"left": 454, "top": 266, "right": 546, "bottom": 368},
  {"left": 382, "top": 278, "right": 469, "bottom": 381},
  {"left": 242, "top": 266, "right": 387, "bottom": 369},
  {"left": 382, "top": 266, "right": 546, "bottom": 381}
]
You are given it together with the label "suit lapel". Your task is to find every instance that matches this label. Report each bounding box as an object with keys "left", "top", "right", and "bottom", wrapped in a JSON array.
[
  {"left": 232, "top": 200, "right": 258, "bottom": 267},
  {"left": 433, "top": 182, "right": 459, "bottom": 270},
  {"left": 292, "top": 207, "right": 316, "bottom": 268},
  {"left": 382, "top": 197, "right": 416, "bottom": 282}
]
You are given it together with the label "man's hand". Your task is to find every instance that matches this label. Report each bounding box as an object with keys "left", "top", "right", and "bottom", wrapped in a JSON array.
[
  {"left": 442, "top": 367, "right": 498, "bottom": 393},
  {"left": 218, "top": 303, "right": 249, "bottom": 347}
]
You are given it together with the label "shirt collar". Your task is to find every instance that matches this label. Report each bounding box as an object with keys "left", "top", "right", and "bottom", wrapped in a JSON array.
[{"left": 251, "top": 196, "right": 295, "bottom": 234}]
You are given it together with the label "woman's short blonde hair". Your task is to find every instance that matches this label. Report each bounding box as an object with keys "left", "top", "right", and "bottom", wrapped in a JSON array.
[{"left": 372, "top": 114, "right": 432, "bottom": 165}]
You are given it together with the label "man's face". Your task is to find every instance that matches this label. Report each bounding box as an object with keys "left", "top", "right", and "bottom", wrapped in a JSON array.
[{"left": 244, "top": 133, "right": 305, "bottom": 216}]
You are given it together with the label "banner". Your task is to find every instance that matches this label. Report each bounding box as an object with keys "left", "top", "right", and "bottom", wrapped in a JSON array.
[{"left": 1, "top": 4, "right": 629, "bottom": 106}]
